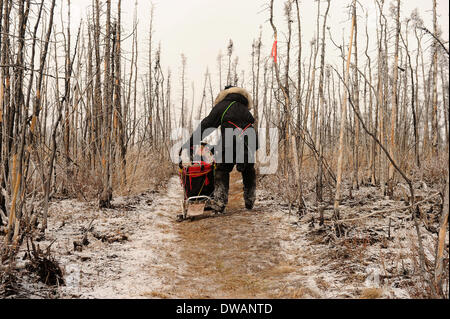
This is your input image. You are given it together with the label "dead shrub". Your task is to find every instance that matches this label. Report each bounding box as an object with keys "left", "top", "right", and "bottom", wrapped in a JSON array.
[{"left": 24, "top": 241, "right": 65, "bottom": 286}]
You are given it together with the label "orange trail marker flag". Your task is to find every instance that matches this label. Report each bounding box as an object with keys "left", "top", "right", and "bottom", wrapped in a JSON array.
[{"left": 271, "top": 40, "right": 278, "bottom": 63}]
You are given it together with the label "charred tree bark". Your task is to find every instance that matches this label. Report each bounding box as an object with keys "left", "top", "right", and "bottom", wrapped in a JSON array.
[
  {"left": 333, "top": 0, "right": 356, "bottom": 220},
  {"left": 387, "top": 0, "right": 400, "bottom": 198},
  {"left": 99, "top": 0, "right": 113, "bottom": 208}
]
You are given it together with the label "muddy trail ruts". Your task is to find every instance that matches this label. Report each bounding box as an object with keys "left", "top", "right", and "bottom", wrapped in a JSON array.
[
  {"left": 17, "top": 168, "right": 436, "bottom": 299},
  {"left": 165, "top": 171, "right": 314, "bottom": 298},
  {"left": 48, "top": 171, "right": 320, "bottom": 299}
]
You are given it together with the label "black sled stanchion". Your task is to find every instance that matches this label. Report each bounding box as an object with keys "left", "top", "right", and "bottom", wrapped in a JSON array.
[{"left": 177, "top": 144, "right": 215, "bottom": 222}]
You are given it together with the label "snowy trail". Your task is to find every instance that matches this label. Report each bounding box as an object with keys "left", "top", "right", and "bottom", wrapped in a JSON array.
[
  {"left": 79, "top": 176, "right": 185, "bottom": 298},
  {"left": 48, "top": 176, "right": 184, "bottom": 298},
  {"left": 41, "top": 172, "right": 415, "bottom": 299},
  {"left": 48, "top": 173, "right": 326, "bottom": 298}
]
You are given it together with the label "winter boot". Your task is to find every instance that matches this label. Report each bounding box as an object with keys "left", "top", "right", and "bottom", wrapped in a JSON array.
[
  {"left": 241, "top": 164, "right": 256, "bottom": 210},
  {"left": 210, "top": 169, "right": 230, "bottom": 214}
]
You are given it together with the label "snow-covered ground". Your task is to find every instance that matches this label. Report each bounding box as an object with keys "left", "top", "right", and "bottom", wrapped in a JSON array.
[{"left": 5, "top": 174, "right": 447, "bottom": 299}]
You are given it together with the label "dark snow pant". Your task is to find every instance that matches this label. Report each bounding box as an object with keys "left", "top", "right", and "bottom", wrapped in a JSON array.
[{"left": 212, "top": 163, "right": 256, "bottom": 212}]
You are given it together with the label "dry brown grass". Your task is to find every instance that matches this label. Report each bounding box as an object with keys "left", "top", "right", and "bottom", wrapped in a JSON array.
[
  {"left": 114, "top": 149, "right": 175, "bottom": 196},
  {"left": 360, "top": 288, "right": 383, "bottom": 299},
  {"left": 48, "top": 148, "right": 175, "bottom": 201},
  {"left": 265, "top": 264, "right": 297, "bottom": 276},
  {"left": 315, "top": 276, "right": 330, "bottom": 290}
]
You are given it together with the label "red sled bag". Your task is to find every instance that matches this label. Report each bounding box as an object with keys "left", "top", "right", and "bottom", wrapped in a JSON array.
[{"left": 179, "top": 161, "right": 215, "bottom": 199}]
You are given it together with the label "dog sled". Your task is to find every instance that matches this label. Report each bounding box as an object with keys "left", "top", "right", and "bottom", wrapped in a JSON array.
[{"left": 177, "top": 144, "right": 215, "bottom": 221}]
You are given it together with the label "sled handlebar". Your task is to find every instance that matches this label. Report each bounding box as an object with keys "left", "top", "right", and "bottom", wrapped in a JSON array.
[{"left": 178, "top": 143, "right": 215, "bottom": 169}]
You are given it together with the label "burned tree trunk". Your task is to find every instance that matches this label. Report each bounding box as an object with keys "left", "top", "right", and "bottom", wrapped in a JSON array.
[
  {"left": 99, "top": 0, "right": 113, "bottom": 208},
  {"left": 333, "top": 0, "right": 356, "bottom": 220},
  {"left": 387, "top": 0, "right": 400, "bottom": 198}
]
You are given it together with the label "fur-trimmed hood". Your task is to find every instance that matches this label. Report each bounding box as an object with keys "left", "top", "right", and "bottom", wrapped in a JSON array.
[{"left": 214, "top": 87, "right": 253, "bottom": 109}]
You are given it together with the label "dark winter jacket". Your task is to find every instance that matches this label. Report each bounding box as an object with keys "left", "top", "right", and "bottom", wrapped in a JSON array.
[{"left": 184, "top": 87, "right": 258, "bottom": 164}]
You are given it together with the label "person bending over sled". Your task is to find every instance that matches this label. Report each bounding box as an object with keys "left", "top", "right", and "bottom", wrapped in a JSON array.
[{"left": 181, "top": 85, "right": 258, "bottom": 213}]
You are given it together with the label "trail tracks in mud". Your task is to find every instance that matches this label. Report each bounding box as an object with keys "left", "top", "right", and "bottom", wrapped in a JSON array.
[
  {"left": 167, "top": 172, "right": 317, "bottom": 298},
  {"left": 47, "top": 172, "right": 318, "bottom": 298},
  {"left": 39, "top": 171, "right": 425, "bottom": 299},
  {"left": 44, "top": 172, "right": 321, "bottom": 298}
]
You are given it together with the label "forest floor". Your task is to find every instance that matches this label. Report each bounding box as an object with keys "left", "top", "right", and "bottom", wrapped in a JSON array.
[{"left": 3, "top": 171, "right": 447, "bottom": 299}]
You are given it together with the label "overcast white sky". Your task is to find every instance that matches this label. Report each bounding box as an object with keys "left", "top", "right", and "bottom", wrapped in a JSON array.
[{"left": 64, "top": 0, "right": 449, "bottom": 113}]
